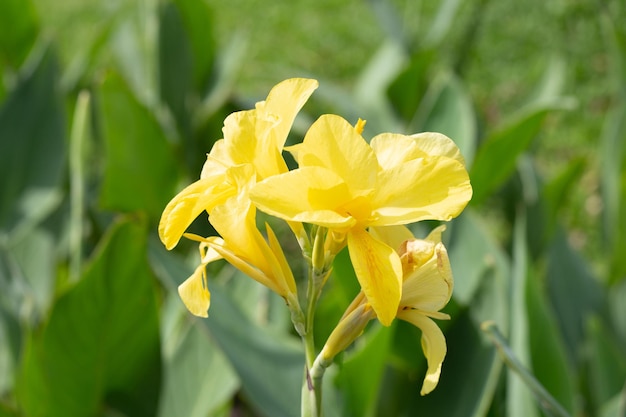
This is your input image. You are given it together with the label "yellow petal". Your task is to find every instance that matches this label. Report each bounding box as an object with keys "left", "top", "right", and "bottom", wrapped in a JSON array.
[
  {"left": 298, "top": 114, "right": 378, "bottom": 191},
  {"left": 178, "top": 265, "right": 211, "bottom": 317},
  {"left": 400, "top": 242, "right": 453, "bottom": 312},
  {"left": 210, "top": 191, "right": 270, "bottom": 274},
  {"left": 265, "top": 222, "right": 297, "bottom": 295},
  {"left": 347, "top": 228, "right": 402, "bottom": 326},
  {"left": 158, "top": 175, "right": 235, "bottom": 249},
  {"left": 206, "top": 237, "right": 284, "bottom": 295},
  {"left": 371, "top": 156, "right": 472, "bottom": 226},
  {"left": 223, "top": 109, "right": 288, "bottom": 180},
  {"left": 369, "top": 225, "right": 414, "bottom": 253},
  {"left": 203, "top": 140, "right": 232, "bottom": 177},
  {"left": 397, "top": 310, "right": 447, "bottom": 395},
  {"left": 256, "top": 78, "right": 319, "bottom": 150},
  {"left": 250, "top": 166, "right": 357, "bottom": 228},
  {"left": 410, "top": 132, "right": 465, "bottom": 164},
  {"left": 370, "top": 133, "right": 423, "bottom": 170}
]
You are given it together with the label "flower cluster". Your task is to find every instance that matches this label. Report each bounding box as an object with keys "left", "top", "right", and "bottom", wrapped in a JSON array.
[{"left": 158, "top": 78, "right": 472, "bottom": 395}]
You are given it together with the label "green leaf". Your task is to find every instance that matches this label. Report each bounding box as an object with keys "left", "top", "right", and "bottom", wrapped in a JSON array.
[
  {"left": 99, "top": 72, "right": 180, "bottom": 220},
  {"left": 158, "top": 299, "right": 239, "bottom": 417},
  {"left": 0, "top": 305, "right": 20, "bottom": 396},
  {"left": 149, "top": 239, "right": 303, "bottom": 417},
  {"left": 0, "top": 47, "right": 65, "bottom": 240},
  {"left": 423, "top": 0, "right": 463, "bottom": 47},
  {"left": 0, "top": 0, "right": 39, "bottom": 68},
  {"left": 470, "top": 100, "right": 571, "bottom": 206},
  {"left": 526, "top": 260, "right": 577, "bottom": 414},
  {"left": 414, "top": 73, "right": 477, "bottom": 166},
  {"left": 6, "top": 228, "right": 55, "bottom": 318},
  {"left": 447, "top": 210, "right": 504, "bottom": 306},
  {"left": 109, "top": 4, "right": 159, "bottom": 106},
  {"left": 585, "top": 316, "right": 626, "bottom": 408},
  {"left": 546, "top": 229, "right": 604, "bottom": 365},
  {"left": 334, "top": 323, "right": 393, "bottom": 417},
  {"left": 507, "top": 211, "right": 538, "bottom": 417},
  {"left": 16, "top": 218, "right": 161, "bottom": 417},
  {"left": 387, "top": 48, "right": 435, "bottom": 123}
]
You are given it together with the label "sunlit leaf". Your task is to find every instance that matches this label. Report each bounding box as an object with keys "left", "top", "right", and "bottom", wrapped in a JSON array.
[
  {"left": 0, "top": 47, "right": 65, "bottom": 240},
  {"left": 414, "top": 73, "right": 477, "bottom": 166},
  {"left": 99, "top": 72, "right": 180, "bottom": 220},
  {"left": 470, "top": 100, "right": 571, "bottom": 206},
  {"left": 16, "top": 218, "right": 161, "bottom": 417},
  {"left": 158, "top": 299, "right": 239, "bottom": 417},
  {"left": 0, "top": 0, "right": 39, "bottom": 68},
  {"left": 149, "top": 239, "right": 303, "bottom": 417}
]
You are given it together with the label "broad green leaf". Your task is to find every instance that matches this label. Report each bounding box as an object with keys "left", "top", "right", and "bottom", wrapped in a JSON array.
[
  {"left": 149, "top": 239, "right": 303, "bottom": 417},
  {"left": 387, "top": 48, "right": 435, "bottom": 123},
  {"left": 158, "top": 297, "right": 239, "bottom": 417},
  {"left": 447, "top": 210, "right": 502, "bottom": 306},
  {"left": 0, "top": 0, "right": 39, "bottom": 68},
  {"left": 585, "top": 316, "right": 626, "bottom": 408},
  {"left": 172, "top": 0, "right": 216, "bottom": 90},
  {"left": 507, "top": 211, "right": 538, "bottom": 417},
  {"left": 543, "top": 157, "right": 586, "bottom": 236},
  {"left": 608, "top": 279, "right": 626, "bottom": 349},
  {"left": 414, "top": 73, "right": 477, "bottom": 166},
  {"left": 6, "top": 228, "right": 55, "bottom": 318},
  {"left": 546, "top": 229, "right": 604, "bottom": 366},
  {"left": 109, "top": 3, "right": 159, "bottom": 106},
  {"left": 16, "top": 218, "right": 161, "bottom": 417},
  {"left": 0, "top": 305, "right": 20, "bottom": 396},
  {"left": 470, "top": 100, "right": 572, "bottom": 206},
  {"left": 0, "top": 47, "right": 65, "bottom": 240},
  {"left": 158, "top": 1, "right": 194, "bottom": 140},
  {"left": 599, "top": 10, "right": 626, "bottom": 284},
  {"left": 99, "top": 72, "right": 180, "bottom": 220},
  {"left": 335, "top": 323, "right": 393, "bottom": 417},
  {"left": 423, "top": 0, "right": 463, "bottom": 47},
  {"left": 526, "top": 261, "right": 576, "bottom": 414},
  {"left": 353, "top": 40, "right": 407, "bottom": 133},
  {"left": 600, "top": 389, "right": 626, "bottom": 417}
]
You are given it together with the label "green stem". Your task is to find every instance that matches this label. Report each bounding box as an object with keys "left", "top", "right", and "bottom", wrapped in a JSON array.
[
  {"left": 300, "top": 226, "right": 329, "bottom": 417},
  {"left": 481, "top": 321, "right": 572, "bottom": 417}
]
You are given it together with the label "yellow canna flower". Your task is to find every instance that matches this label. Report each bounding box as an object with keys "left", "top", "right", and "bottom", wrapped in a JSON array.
[
  {"left": 158, "top": 78, "right": 318, "bottom": 317},
  {"left": 250, "top": 115, "right": 471, "bottom": 325},
  {"left": 316, "top": 225, "right": 453, "bottom": 395}
]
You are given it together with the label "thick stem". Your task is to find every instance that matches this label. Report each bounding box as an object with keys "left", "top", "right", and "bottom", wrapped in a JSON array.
[{"left": 300, "top": 226, "right": 329, "bottom": 417}]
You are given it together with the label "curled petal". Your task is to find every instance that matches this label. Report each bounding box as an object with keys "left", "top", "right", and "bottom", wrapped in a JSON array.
[
  {"left": 397, "top": 310, "right": 447, "bottom": 395},
  {"left": 401, "top": 242, "right": 453, "bottom": 312},
  {"left": 257, "top": 78, "right": 319, "bottom": 150},
  {"left": 159, "top": 175, "right": 234, "bottom": 249},
  {"left": 178, "top": 265, "right": 211, "bottom": 318},
  {"left": 348, "top": 228, "right": 402, "bottom": 326}
]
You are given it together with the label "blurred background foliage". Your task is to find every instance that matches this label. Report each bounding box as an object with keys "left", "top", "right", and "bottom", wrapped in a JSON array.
[{"left": 1, "top": 0, "right": 625, "bottom": 416}]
